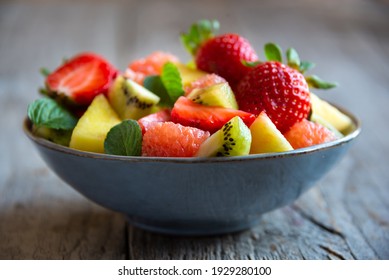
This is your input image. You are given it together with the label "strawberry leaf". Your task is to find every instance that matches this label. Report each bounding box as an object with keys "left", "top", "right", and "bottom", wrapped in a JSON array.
[
  {"left": 40, "top": 67, "right": 51, "bottom": 77},
  {"left": 286, "top": 48, "right": 300, "bottom": 69},
  {"left": 161, "top": 62, "right": 184, "bottom": 104},
  {"left": 39, "top": 87, "right": 50, "bottom": 96},
  {"left": 264, "top": 43, "right": 283, "bottom": 62},
  {"left": 306, "top": 75, "right": 338, "bottom": 89},
  {"left": 299, "top": 61, "right": 316, "bottom": 73},
  {"left": 143, "top": 75, "right": 172, "bottom": 107},
  {"left": 28, "top": 97, "right": 77, "bottom": 130},
  {"left": 104, "top": 120, "right": 142, "bottom": 156},
  {"left": 180, "top": 19, "right": 219, "bottom": 56},
  {"left": 241, "top": 60, "right": 261, "bottom": 67}
]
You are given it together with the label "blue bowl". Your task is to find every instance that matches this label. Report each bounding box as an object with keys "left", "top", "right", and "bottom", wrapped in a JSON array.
[{"left": 23, "top": 105, "right": 360, "bottom": 235}]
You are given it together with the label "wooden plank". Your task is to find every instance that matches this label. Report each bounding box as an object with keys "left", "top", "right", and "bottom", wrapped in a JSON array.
[{"left": 0, "top": 1, "right": 129, "bottom": 259}]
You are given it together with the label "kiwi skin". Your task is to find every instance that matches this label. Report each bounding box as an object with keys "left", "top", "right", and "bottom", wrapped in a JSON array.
[
  {"left": 196, "top": 116, "right": 251, "bottom": 157},
  {"left": 32, "top": 125, "right": 72, "bottom": 146},
  {"left": 187, "top": 82, "right": 238, "bottom": 109}
]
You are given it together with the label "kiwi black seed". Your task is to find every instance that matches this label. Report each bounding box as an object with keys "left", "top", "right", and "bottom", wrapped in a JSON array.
[
  {"left": 186, "top": 82, "right": 238, "bottom": 109},
  {"left": 122, "top": 81, "right": 154, "bottom": 109},
  {"left": 196, "top": 116, "right": 251, "bottom": 157},
  {"left": 108, "top": 76, "right": 160, "bottom": 120},
  {"left": 215, "top": 121, "right": 238, "bottom": 156}
]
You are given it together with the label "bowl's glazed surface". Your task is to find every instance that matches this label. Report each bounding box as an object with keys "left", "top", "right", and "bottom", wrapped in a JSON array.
[{"left": 23, "top": 105, "right": 360, "bottom": 235}]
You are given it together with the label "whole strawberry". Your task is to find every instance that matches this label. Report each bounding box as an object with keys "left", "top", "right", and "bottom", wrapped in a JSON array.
[
  {"left": 236, "top": 61, "right": 310, "bottom": 133},
  {"left": 181, "top": 20, "right": 258, "bottom": 89},
  {"left": 236, "top": 43, "right": 337, "bottom": 133}
]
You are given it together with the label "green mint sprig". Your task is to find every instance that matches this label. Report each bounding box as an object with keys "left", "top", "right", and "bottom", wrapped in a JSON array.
[
  {"left": 27, "top": 97, "right": 78, "bottom": 130},
  {"left": 143, "top": 62, "right": 184, "bottom": 107},
  {"left": 104, "top": 120, "right": 142, "bottom": 156}
]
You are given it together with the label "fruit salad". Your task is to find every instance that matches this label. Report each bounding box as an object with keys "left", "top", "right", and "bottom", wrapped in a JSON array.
[{"left": 27, "top": 20, "right": 353, "bottom": 158}]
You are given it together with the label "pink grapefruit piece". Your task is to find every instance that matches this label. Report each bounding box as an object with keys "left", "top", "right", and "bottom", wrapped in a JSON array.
[
  {"left": 284, "top": 119, "right": 337, "bottom": 149},
  {"left": 137, "top": 109, "right": 171, "bottom": 135},
  {"left": 124, "top": 51, "right": 179, "bottom": 85},
  {"left": 142, "top": 122, "right": 210, "bottom": 157}
]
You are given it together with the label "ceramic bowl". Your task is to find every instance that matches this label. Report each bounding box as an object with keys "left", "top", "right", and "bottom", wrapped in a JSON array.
[{"left": 23, "top": 105, "right": 360, "bottom": 235}]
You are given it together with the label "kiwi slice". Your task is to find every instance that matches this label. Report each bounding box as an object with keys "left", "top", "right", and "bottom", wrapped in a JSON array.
[
  {"left": 196, "top": 116, "right": 251, "bottom": 157},
  {"left": 32, "top": 125, "right": 72, "bottom": 146},
  {"left": 187, "top": 82, "right": 238, "bottom": 109},
  {"left": 108, "top": 76, "right": 160, "bottom": 120}
]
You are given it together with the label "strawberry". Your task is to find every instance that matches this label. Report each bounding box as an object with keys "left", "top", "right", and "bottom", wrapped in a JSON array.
[
  {"left": 235, "top": 43, "right": 337, "bottom": 133},
  {"left": 171, "top": 96, "right": 256, "bottom": 134},
  {"left": 181, "top": 20, "right": 258, "bottom": 89},
  {"left": 138, "top": 108, "right": 171, "bottom": 134},
  {"left": 45, "top": 53, "right": 118, "bottom": 105},
  {"left": 236, "top": 61, "right": 310, "bottom": 133}
]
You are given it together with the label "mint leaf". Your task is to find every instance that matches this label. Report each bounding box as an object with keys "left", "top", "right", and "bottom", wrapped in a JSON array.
[
  {"left": 143, "top": 63, "right": 184, "bottom": 107},
  {"left": 264, "top": 43, "right": 283, "bottom": 62},
  {"left": 161, "top": 62, "right": 184, "bottom": 104},
  {"left": 286, "top": 48, "right": 301, "bottom": 69},
  {"left": 143, "top": 75, "right": 172, "bottom": 107},
  {"left": 28, "top": 97, "right": 77, "bottom": 130},
  {"left": 180, "top": 19, "right": 219, "bottom": 56},
  {"left": 299, "top": 61, "right": 316, "bottom": 73},
  {"left": 104, "top": 120, "right": 142, "bottom": 156},
  {"left": 306, "top": 75, "right": 338, "bottom": 89},
  {"left": 241, "top": 60, "right": 261, "bottom": 67}
]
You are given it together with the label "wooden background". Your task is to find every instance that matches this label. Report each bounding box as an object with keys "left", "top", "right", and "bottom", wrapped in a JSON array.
[{"left": 0, "top": 0, "right": 388, "bottom": 259}]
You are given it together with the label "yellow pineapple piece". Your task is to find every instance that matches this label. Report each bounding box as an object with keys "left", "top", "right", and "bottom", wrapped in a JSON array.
[
  {"left": 250, "top": 112, "right": 293, "bottom": 154},
  {"left": 174, "top": 62, "right": 207, "bottom": 86},
  {"left": 70, "top": 94, "right": 121, "bottom": 153},
  {"left": 310, "top": 93, "right": 352, "bottom": 133}
]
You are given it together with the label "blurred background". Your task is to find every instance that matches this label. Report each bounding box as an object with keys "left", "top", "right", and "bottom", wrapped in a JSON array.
[
  {"left": 0, "top": 0, "right": 388, "bottom": 259},
  {"left": 0, "top": 0, "right": 388, "bottom": 119}
]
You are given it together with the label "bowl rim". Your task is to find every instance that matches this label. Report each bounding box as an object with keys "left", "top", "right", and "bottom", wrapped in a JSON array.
[{"left": 23, "top": 103, "right": 361, "bottom": 164}]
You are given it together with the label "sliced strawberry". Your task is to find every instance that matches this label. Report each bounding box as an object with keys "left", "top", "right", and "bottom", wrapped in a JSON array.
[
  {"left": 171, "top": 97, "right": 256, "bottom": 134},
  {"left": 46, "top": 53, "right": 118, "bottom": 105},
  {"left": 138, "top": 109, "right": 171, "bottom": 134}
]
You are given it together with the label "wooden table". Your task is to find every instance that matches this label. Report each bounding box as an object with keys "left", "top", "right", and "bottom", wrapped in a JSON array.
[{"left": 1, "top": 0, "right": 388, "bottom": 260}]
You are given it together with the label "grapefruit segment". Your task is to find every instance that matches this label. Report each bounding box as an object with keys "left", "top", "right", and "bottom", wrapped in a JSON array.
[
  {"left": 142, "top": 122, "right": 210, "bottom": 157},
  {"left": 284, "top": 119, "right": 337, "bottom": 149}
]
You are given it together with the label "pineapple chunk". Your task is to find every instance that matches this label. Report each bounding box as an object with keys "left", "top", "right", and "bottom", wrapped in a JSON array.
[
  {"left": 310, "top": 93, "right": 352, "bottom": 133},
  {"left": 174, "top": 62, "right": 207, "bottom": 86},
  {"left": 250, "top": 112, "right": 293, "bottom": 154},
  {"left": 69, "top": 94, "right": 121, "bottom": 153}
]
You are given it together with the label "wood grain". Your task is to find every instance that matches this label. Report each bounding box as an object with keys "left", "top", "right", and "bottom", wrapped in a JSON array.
[{"left": 0, "top": 0, "right": 388, "bottom": 259}]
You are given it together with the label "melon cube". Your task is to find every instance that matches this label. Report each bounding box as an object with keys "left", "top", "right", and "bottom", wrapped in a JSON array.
[
  {"left": 69, "top": 94, "right": 121, "bottom": 153},
  {"left": 249, "top": 112, "right": 293, "bottom": 154},
  {"left": 174, "top": 62, "right": 207, "bottom": 86},
  {"left": 310, "top": 93, "right": 352, "bottom": 133}
]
